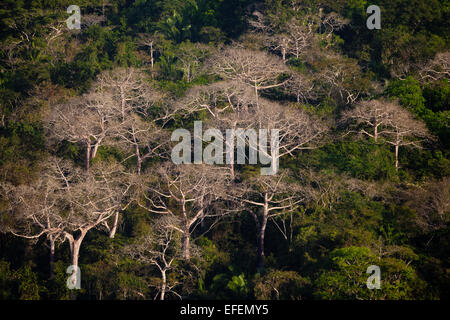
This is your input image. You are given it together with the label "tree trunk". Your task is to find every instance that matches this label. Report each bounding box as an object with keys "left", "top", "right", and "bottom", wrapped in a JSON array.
[
  {"left": 257, "top": 194, "right": 269, "bottom": 270},
  {"left": 226, "top": 127, "right": 236, "bottom": 181},
  {"left": 68, "top": 230, "right": 87, "bottom": 288},
  {"left": 160, "top": 270, "right": 167, "bottom": 300},
  {"left": 150, "top": 45, "right": 154, "bottom": 70},
  {"left": 254, "top": 82, "right": 259, "bottom": 109},
  {"left": 395, "top": 143, "right": 399, "bottom": 172},
  {"left": 49, "top": 236, "right": 55, "bottom": 279},
  {"left": 181, "top": 232, "right": 191, "bottom": 260},
  {"left": 109, "top": 212, "right": 119, "bottom": 238},
  {"left": 91, "top": 142, "right": 100, "bottom": 160},
  {"left": 85, "top": 140, "right": 91, "bottom": 171},
  {"left": 374, "top": 122, "right": 378, "bottom": 142},
  {"left": 137, "top": 156, "right": 142, "bottom": 175},
  {"left": 230, "top": 162, "right": 235, "bottom": 181},
  {"left": 120, "top": 87, "right": 126, "bottom": 121}
]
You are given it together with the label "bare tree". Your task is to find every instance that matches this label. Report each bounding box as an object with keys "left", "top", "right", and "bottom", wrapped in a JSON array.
[
  {"left": 252, "top": 99, "right": 326, "bottom": 175},
  {"left": 342, "top": 100, "right": 433, "bottom": 171},
  {"left": 284, "top": 72, "right": 315, "bottom": 103},
  {"left": 381, "top": 104, "right": 432, "bottom": 171},
  {"left": 114, "top": 115, "right": 169, "bottom": 175},
  {"left": 96, "top": 68, "right": 168, "bottom": 175},
  {"left": 1, "top": 158, "right": 132, "bottom": 283},
  {"left": 97, "top": 67, "right": 162, "bottom": 122},
  {"left": 418, "top": 51, "right": 450, "bottom": 83},
  {"left": 0, "top": 173, "right": 64, "bottom": 279},
  {"left": 399, "top": 177, "right": 450, "bottom": 234},
  {"left": 46, "top": 93, "right": 118, "bottom": 171},
  {"left": 249, "top": 9, "right": 346, "bottom": 60},
  {"left": 209, "top": 47, "right": 291, "bottom": 108},
  {"left": 176, "top": 80, "right": 254, "bottom": 118},
  {"left": 320, "top": 12, "right": 348, "bottom": 48},
  {"left": 341, "top": 99, "right": 398, "bottom": 142},
  {"left": 138, "top": 33, "right": 162, "bottom": 73},
  {"left": 135, "top": 163, "right": 231, "bottom": 260},
  {"left": 231, "top": 171, "right": 308, "bottom": 269},
  {"left": 316, "top": 53, "right": 367, "bottom": 105},
  {"left": 124, "top": 217, "right": 183, "bottom": 300},
  {"left": 174, "top": 80, "right": 256, "bottom": 179}
]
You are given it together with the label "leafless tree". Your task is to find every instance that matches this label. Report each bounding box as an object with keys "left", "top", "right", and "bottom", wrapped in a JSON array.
[
  {"left": 341, "top": 99, "right": 398, "bottom": 142},
  {"left": 137, "top": 33, "right": 162, "bottom": 75},
  {"left": 316, "top": 53, "right": 367, "bottom": 105},
  {"left": 1, "top": 158, "right": 132, "bottom": 283},
  {"left": 402, "top": 177, "right": 450, "bottom": 234},
  {"left": 124, "top": 217, "right": 183, "bottom": 300},
  {"left": 174, "top": 80, "right": 256, "bottom": 179},
  {"left": 342, "top": 100, "right": 433, "bottom": 171},
  {"left": 46, "top": 93, "right": 118, "bottom": 171},
  {"left": 135, "top": 163, "right": 231, "bottom": 260},
  {"left": 209, "top": 47, "right": 291, "bottom": 108},
  {"left": 252, "top": 99, "right": 327, "bottom": 174},
  {"left": 96, "top": 68, "right": 168, "bottom": 175},
  {"left": 97, "top": 67, "right": 162, "bottom": 122},
  {"left": 320, "top": 12, "right": 348, "bottom": 48},
  {"left": 418, "top": 51, "right": 450, "bottom": 83},
  {"left": 381, "top": 104, "right": 433, "bottom": 171},
  {"left": 231, "top": 170, "right": 309, "bottom": 269},
  {"left": 284, "top": 72, "right": 315, "bottom": 103},
  {"left": 176, "top": 80, "right": 254, "bottom": 119},
  {"left": 0, "top": 172, "right": 64, "bottom": 279},
  {"left": 249, "top": 9, "right": 346, "bottom": 60},
  {"left": 48, "top": 68, "right": 165, "bottom": 173},
  {"left": 114, "top": 115, "right": 169, "bottom": 175}
]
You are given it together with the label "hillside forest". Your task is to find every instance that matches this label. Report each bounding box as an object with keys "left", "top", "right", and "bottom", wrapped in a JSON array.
[{"left": 0, "top": 0, "right": 449, "bottom": 300}]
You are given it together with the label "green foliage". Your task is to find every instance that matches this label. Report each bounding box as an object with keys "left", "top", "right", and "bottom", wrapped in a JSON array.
[
  {"left": 299, "top": 139, "right": 397, "bottom": 180},
  {"left": 254, "top": 270, "right": 310, "bottom": 300},
  {"left": 314, "top": 246, "right": 428, "bottom": 299}
]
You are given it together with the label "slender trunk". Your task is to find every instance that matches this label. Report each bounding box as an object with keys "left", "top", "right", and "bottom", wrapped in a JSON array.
[
  {"left": 374, "top": 122, "right": 378, "bottom": 142},
  {"left": 91, "top": 142, "right": 99, "bottom": 160},
  {"left": 181, "top": 199, "right": 191, "bottom": 260},
  {"left": 230, "top": 162, "right": 235, "bottom": 181},
  {"left": 150, "top": 45, "right": 154, "bottom": 70},
  {"left": 395, "top": 143, "right": 399, "bottom": 172},
  {"left": 257, "top": 194, "right": 269, "bottom": 270},
  {"left": 109, "top": 212, "right": 119, "bottom": 238},
  {"left": 120, "top": 87, "right": 126, "bottom": 121},
  {"left": 227, "top": 125, "right": 236, "bottom": 181},
  {"left": 181, "top": 232, "right": 191, "bottom": 260},
  {"left": 160, "top": 270, "right": 166, "bottom": 300},
  {"left": 254, "top": 83, "right": 259, "bottom": 109},
  {"left": 137, "top": 158, "right": 142, "bottom": 175},
  {"left": 85, "top": 140, "right": 91, "bottom": 171},
  {"left": 187, "top": 64, "right": 191, "bottom": 83},
  {"left": 49, "top": 236, "right": 55, "bottom": 279}
]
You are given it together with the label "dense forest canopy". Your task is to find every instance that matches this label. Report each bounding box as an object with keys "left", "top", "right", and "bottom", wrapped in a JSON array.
[{"left": 0, "top": 0, "right": 448, "bottom": 300}]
